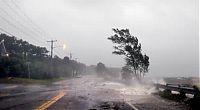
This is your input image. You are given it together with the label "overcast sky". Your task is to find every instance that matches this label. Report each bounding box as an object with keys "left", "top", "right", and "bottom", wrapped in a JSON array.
[{"left": 0, "top": 0, "right": 199, "bottom": 77}]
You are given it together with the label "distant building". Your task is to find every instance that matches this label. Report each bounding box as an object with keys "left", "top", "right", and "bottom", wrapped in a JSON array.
[{"left": 0, "top": 39, "right": 8, "bottom": 56}]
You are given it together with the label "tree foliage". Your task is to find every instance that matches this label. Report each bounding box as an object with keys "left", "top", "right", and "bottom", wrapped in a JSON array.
[
  {"left": 0, "top": 33, "right": 86, "bottom": 79},
  {"left": 108, "top": 28, "right": 150, "bottom": 80},
  {"left": 121, "top": 65, "right": 132, "bottom": 80},
  {"left": 95, "top": 62, "right": 106, "bottom": 76}
]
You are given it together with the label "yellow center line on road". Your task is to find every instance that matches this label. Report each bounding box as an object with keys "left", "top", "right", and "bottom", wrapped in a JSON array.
[{"left": 34, "top": 90, "right": 65, "bottom": 110}]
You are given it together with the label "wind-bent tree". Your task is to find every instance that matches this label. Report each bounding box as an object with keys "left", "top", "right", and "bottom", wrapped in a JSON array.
[
  {"left": 108, "top": 28, "right": 149, "bottom": 80},
  {"left": 121, "top": 65, "right": 133, "bottom": 80}
]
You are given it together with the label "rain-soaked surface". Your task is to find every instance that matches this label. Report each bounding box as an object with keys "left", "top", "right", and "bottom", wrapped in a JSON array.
[
  {"left": 49, "top": 75, "right": 190, "bottom": 110},
  {"left": 0, "top": 75, "right": 191, "bottom": 110}
]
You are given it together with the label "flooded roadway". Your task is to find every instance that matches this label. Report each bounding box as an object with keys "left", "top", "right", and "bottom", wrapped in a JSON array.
[{"left": 0, "top": 75, "right": 190, "bottom": 110}]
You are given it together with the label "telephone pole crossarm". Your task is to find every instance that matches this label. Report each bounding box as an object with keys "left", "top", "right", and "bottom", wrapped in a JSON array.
[{"left": 47, "top": 40, "right": 57, "bottom": 59}]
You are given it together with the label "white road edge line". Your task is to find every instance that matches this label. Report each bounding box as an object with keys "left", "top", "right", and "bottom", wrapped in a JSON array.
[{"left": 126, "top": 102, "right": 139, "bottom": 110}]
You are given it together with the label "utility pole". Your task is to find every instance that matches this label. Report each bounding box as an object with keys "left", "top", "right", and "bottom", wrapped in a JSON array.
[
  {"left": 70, "top": 53, "right": 72, "bottom": 60},
  {"left": 27, "top": 62, "right": 31, "bottom": 79},
  {"left": 47, "top": 40, "right": 57, "bottom": 78},
  {"left": 25, "top": 52, "right": 31, "bottom": 79},
  {"left": 47, "top": 40, "right": 57, "bottom": 59}
]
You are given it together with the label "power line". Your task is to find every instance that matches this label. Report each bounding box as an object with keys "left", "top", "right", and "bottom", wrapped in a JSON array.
[
  {"left": 0, "top": 20, "right": 51, "bottom": 57},
  {"left": 0, "top": 6, "right": 41, "bottom": 40},
  {"left": 0, "top": 15, "right": 44, "bottom": 45},
  {"left": 0, "top": 0, "right": 65, "bottom": 57},
  {"left": 10, "top": 0, "right": 66, "bottom": 56},
  {"left": 0, "top": 15, "right": 30, "bottom": 38},
  {"left": 0, "top": 28, "right": 60, "bottom": 61},
  {"left": 1, "top": 0, "right": 48, "bottom": 42},
  {"left": 0, "top": 27, "right": 41, "bottom": 49},
  {"left": 0, "top": 0, "right": 56, "bottom": 51},
  {"left": 0, "top": 27, "right": 14, "bottom": 36},
  {"left": 0, "top": 27, "right": 63, "bottom": 58},
  {"left": 10, "top": 0, "right": 65, "bottom": 57},
  {"left": 10, "top": 0, "right": 54, "bottom": 40},
  {"left": 0, "top": 27, "right": 56, "bottom": 59}
]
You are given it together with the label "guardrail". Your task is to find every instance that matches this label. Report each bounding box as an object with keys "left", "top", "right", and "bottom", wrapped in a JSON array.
[{"left": 154, "top": 83, "right": 200, "bottom": 98}]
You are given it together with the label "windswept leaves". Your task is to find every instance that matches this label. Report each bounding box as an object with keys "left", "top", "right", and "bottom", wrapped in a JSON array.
[{"left": 108, "top": 28, "right": 150, "bottom": 80}]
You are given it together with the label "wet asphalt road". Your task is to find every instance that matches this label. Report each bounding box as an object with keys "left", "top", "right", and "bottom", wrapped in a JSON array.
[{"left": 0, "top": 75, "right": 190, "bottom": 110}]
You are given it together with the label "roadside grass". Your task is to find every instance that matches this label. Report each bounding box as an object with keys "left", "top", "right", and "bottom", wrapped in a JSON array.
[{"left": 0, "top": 77, "right": 67, "bottom": 85}]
